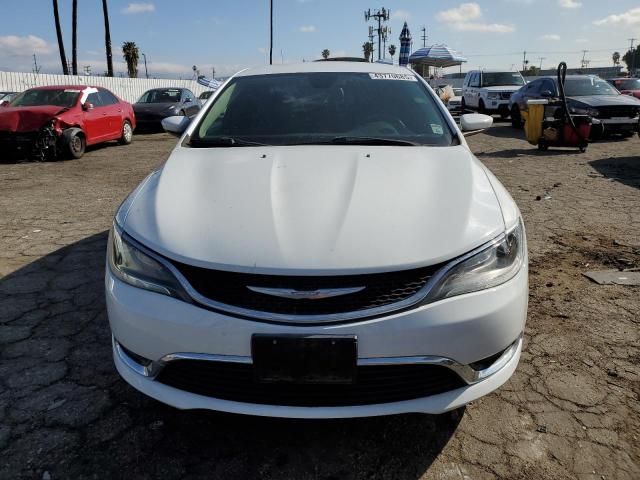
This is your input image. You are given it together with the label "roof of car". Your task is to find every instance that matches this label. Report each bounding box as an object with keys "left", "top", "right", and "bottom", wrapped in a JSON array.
[
  {"left": 29, "top": 85, "right": 96, "bottom": 90},
  {"left": 235, "top": 62, "right": 419, "bottom": 77},
  {"left": 536, "top": 75, "right": 602, "bottom": 82}
]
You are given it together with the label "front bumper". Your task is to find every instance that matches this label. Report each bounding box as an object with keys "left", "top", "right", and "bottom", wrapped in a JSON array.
[{"left": 106, "top": 261, "right": 528, "bottom": 417}]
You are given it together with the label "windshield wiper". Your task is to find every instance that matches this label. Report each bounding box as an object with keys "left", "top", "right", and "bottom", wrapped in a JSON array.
[
  {"left": 189, "top": 137, "right": 268, "bottom": 147},
  {"left": 306, "top": 136, "right": 419, "bottom": 146}
]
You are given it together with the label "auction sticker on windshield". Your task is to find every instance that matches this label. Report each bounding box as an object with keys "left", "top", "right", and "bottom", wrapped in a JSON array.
[{"left": 369, "top": 73, "right": 417, "bottom": 81}]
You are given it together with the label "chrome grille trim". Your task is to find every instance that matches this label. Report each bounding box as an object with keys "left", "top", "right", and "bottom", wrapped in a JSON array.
[
  {"left": 118, "top": 225, "right": 506, "bottom": 324},
  {"left": 113, "top": 334, "right": 523, "bottom": 386}
]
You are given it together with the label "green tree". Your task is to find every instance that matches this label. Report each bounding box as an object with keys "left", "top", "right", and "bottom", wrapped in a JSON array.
[
  {"left": 52, "top": 0, "right": 69, "bottom": 75},
  {"left": 321, "top": 49, "right": 330, "bottom": 60},
  {"left": 612, "top": 51, "right": 620, "bottom": 66},
  {"left": 122, "top": 41, "right": 139, "bottom": 78},
  {"left": 362, "top": 42, "right": 373, "bottom": 62},
  {"left": 622, "top": 47, "right": 639, "bottom": 74},
  {"left": 102, "top": 0, "right": 114, "bottom": 77},
  {"left": 388, "top": 44, "right": 396, "bottom": 62}
]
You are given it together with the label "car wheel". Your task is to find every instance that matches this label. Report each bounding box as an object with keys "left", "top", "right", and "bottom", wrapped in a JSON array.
[
  {"left": 64, "top": 129, "right": 86, "bottom": 159},
  {"left": 461, "top": 98, "right": 466, "bottom": 113},
  {"left": 119, "top": 120, "right": 133, "bottom": 145},
  {"left": 478, "top": 100, "right": 486, "bottom": 114},
  {"left": 511, "top": 106, "right": 523, "bottom": 128}
]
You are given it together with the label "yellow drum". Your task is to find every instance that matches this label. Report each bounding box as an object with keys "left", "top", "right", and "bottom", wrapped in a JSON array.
[{"left": 523, "top": 99, "right": 548, "bottom": 145}]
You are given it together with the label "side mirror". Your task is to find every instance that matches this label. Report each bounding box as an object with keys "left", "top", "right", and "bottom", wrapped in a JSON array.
[
  {"left": 460, "top": 113, "right": 493, "bottom": 136},
  {"left": 540, "top": 90, "right": 553, "bottom": 97},
  {"left": 82, "top": 102, "right": 94, "bottom": 111},
  {"left": 0, "top": 100, "right": 9, "bottom": 107},
  {"left": 161, "top": 115, "right": 191, "bottom": 136}
]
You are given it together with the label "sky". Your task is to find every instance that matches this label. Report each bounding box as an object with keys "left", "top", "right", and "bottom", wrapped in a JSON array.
[{"left": 0, "top": 0, "right": 638, "bottom": 78}]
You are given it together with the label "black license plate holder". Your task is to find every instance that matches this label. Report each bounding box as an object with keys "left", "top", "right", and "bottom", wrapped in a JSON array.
[{"left": 252, "top": 334, "right": 357, "bottom": 384}]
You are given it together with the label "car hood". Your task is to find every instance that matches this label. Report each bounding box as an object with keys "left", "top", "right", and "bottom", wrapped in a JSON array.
[
  {"left": 122, "top": 145, "right": 506, "bottom": 274},
  {"left": 482, "top": 86, "right": 522, "bottom": 92},
  {"left": 133, "top": 103, "right": 178, "bottom": 113},
  {"left": 0, "top": 105, "right": 67, "bottom": 133},
  {"left": 569, "top": 94, "right": 640, "bottom": 108}
]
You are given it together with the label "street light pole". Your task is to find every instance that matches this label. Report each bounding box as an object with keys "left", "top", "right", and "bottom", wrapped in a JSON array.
[
  {"left": 269, "top": 0, "right": 273, "bottom": 65},
  {"left": 142, "top": 53, "right": 149, "bottom": 79}
]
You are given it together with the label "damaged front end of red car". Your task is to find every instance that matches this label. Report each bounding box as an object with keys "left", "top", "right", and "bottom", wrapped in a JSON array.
[{"left": 0, "top": 107, "right": 70, "bottom": 161}]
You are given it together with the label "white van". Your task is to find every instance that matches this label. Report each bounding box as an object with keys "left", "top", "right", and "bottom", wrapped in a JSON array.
[{"left": 462, "top": 70, "right": 526, "bottom": 118}]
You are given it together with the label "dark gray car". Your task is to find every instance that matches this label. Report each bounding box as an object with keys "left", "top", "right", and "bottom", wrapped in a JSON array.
[
  {"left": 133, "top": 88, "right": 200, "bottom": 130},
  {"left": 509, "top": 75, "right": 640, "bottom": 136}
]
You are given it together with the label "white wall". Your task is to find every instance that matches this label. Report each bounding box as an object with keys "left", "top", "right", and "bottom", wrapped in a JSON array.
[{"left": 0, "top": 71, "right": 212, "bottom": 103}]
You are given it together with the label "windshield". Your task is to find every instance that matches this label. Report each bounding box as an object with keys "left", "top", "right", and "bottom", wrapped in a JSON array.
[
  {"left": 610, "top": 78, "right": 640, "bottom": 91},
  {"left": 191, "top": 72, "right": 454, "bottom": 147},
  {"left": 137, "top": 89, "right": 182, "bottom": 103},
  {"left": 481, "top": 72, "right": 525, "bottom": 87},
  {"left": 11, "top": 89, "right": 80, "bottom": 108},
  {"left": 564, "top": 77, "right": 618, "bottom": 96}
]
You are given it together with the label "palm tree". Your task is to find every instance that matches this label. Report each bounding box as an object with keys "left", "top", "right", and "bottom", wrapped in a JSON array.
[
  {"left": 321, "top": 49, "right": 330, "bottom": 60},
  {"left": 612, "top": 51, "right": 620, "bottom": 66},
  {"left": 52, "top": 0, "right": 69, "bottom": 75},
  {"left": 71, "top": 0, "right": 78, "bottom": 75},
  {"left": 362, "top": 42, "right": 373, "bottom": 62},
  {"left": 102, "top": 0, "right": 114, "bottom": 77},
  {"left": 388, "top": 44, "right": 396, "bottom": 63},
  {"left": 122, "top": 42, "right": 139, "bottom": 78}
]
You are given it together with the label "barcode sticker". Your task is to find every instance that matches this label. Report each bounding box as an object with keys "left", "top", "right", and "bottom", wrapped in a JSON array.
[{"left": 369, "top": 73, "right": 417, "bottom": 81}]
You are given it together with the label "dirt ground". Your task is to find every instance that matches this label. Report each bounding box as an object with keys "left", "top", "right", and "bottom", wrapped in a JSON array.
[{"left": 0, "top": 125, "right": 638, "bottom": 480}]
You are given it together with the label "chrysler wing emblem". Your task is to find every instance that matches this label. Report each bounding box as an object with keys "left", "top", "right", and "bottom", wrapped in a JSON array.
[{"left": 247, "top": 286, "right": 365, "bottom": 300}]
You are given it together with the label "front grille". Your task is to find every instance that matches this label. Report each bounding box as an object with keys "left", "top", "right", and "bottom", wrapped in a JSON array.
[
  {"left": 173, "top": 262, "right": 442, "bottom": 316},
  {"left": 596, "top": 106, "right": 638, "bottom": 119},
  {"left": 499, "top": 92, "right": 512, "bottom": 100},
  {"left": 156, "top": 360, "right": 466, "bottom": 406}
]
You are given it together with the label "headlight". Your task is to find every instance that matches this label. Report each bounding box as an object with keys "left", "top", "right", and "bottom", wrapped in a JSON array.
[
  {"left": 569, "top": 106, "right": 598, "bottom": 117},
  {"left": 487, "top": 92, "right": 499, "bottom": 99},
  {"left": 108, "top": 223, "right": 190, "bottom": 301},
  {"left": 425, "top": 219, "right": 525, "bottom": 302}
]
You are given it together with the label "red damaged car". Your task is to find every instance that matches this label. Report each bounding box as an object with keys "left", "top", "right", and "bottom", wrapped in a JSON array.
[{"left": 0, "top": 85, "right": 135, "bottom": 161}]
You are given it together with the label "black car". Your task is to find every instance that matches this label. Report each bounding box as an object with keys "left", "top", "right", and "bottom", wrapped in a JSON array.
[
  {"left": 509, "top": 75, "right": 640, "bottom": 136},
  {"left": 133, "top": 88, "right": 201, "bottom": 130}
]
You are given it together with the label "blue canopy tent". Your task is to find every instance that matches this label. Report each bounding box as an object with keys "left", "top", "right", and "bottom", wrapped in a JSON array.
[{"left": 408, "top": 45, "right": 467, "bottom": 68}]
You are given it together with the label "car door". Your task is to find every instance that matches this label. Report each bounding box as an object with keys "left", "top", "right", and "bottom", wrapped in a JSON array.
[
  {"left": 464, "top": 73, "right": 477, "bottom": 107},
  {"left": 81, "top": 91, "right": 109, "bottom": 145},
  {"left": 182, "top": 90, "right": 199, "bottom": 117},
  {"left": 98, "top": 89, "right": 123, "bottom": 139}
]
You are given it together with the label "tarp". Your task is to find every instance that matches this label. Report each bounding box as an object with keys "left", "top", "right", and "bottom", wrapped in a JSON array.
[{"left": 409, "top": 45, "right": 467, "bottom": 68}]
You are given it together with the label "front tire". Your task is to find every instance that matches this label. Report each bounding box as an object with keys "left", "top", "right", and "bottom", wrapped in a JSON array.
[
  {"left": 119, "top": 120, "right": 133, "bottom": 145},
  {"left": 478, "top": 100, "right": 486, "bottom": 115},
  {"left": 64, "top": 129, "right": 86, "bottom": 159},
  {"left": 461, "top": 98, "right": 466, "bottom": 113}
]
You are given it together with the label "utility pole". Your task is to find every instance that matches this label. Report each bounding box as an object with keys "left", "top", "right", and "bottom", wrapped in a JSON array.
[
  {"left": 269, "top": 0, "right": 273, "bottom": 65},
  {"left": 142, "top": 53, "right": 149, "bottom": 78},
  {"left": 629, "top": 38, "right": 637, "bottom": 76},
  {"left": 368, "top": 26, "right": 375, "bottom": 63},
  {"left": 421, "top": 26, "right": 427, "bottom": 48},
  {"left": 364, "top": 7, "right": 390, "bottom": 61},
  {"left": 581, "top": 50, "right": 589, "bottom": 69},
  {"left": 32, "top": 54, "right": 41, "bottom": 74},
  {"left": 539, "top": 57, "right": 545, "bottom": 71},
  {"left": 522, "top": 51, "right": 527, "bottom": 73}
]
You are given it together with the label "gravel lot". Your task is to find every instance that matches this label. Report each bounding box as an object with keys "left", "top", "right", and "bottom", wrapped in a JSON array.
[{"left": 1, "top": 126, "right": 638, "bottom": 480}]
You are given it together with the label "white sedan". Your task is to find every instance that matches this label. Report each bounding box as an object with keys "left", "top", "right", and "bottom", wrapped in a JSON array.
[{"left": 106, "top": 62, "right": 527, "bottom": 418}]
